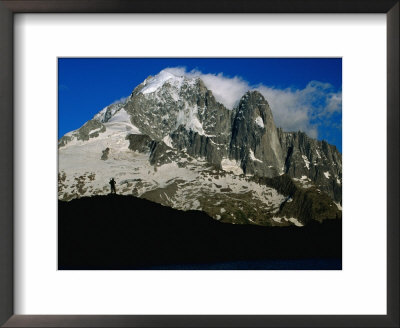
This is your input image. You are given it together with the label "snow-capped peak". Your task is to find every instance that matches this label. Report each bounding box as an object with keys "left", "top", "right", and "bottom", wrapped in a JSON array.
[
  {"left": 141, "top": 70, "right": 185, "bottom": 95},
  {"left": 139, "top": 69, "right": 201, "bottom": 96}
]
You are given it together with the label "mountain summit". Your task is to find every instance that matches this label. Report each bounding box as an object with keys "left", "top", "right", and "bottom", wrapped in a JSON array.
[{"left": 58, "top": 69, "right": 342, "bottom": 227}]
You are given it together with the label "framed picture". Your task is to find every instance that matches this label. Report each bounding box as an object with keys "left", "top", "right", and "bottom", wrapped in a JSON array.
[
  {"left": 0, "top": 1, "right": 398, "bottom": 327},
  {"left": 57, "top": 57, "right": 343, "bottom": 271}
]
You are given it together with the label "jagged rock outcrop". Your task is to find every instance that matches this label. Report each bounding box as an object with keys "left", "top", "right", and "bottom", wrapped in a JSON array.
[
  {"left": 101, "top": 148, "right": 110, "bottom": 160},
  {"left": 277, "top": 129, "right": 342, "bottom": 204},
  {"left": 230, "top": 91, "right": 284, "bottom": 177},
  {"left": 94, "top": 102, "right": 125, "bottom": 123},
  {"left": 59, "top": 119, "right": 105, "bottom": 148},
  {"left": 253, "top": 174, "right": 341, "bottom": 225}
]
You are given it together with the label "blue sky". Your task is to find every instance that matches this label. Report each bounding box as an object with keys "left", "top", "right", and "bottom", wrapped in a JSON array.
[{"left": 58, "top": 58, "right": 342, "bottom": 151}]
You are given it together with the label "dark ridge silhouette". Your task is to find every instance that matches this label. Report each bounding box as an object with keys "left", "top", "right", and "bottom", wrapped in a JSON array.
[{"left": 58, "top": 195, "right": 342, "bottom": 270}]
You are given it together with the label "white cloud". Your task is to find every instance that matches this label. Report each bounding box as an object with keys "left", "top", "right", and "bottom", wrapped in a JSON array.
[
  {"left": 163, "top": 67, "right": 341, "bottom": 139},
  {"left": 111, "top": 96, "right": 128, "bottom": 105},
  {"left": 164, "top": 67, "right": 248, "bottom": 109},
  {"left": 256, "top": 81, "right": 342, "bottom": 138}
]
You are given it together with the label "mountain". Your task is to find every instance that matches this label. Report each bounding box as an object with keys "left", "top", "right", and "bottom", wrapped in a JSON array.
[{"left": 58, "top": 69, "right": 342, "bottom": 227}]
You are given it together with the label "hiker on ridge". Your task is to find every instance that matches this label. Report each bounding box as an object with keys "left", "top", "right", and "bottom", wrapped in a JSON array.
[{"left": 109, "top": 178, "right": 116, "bottom": 194}]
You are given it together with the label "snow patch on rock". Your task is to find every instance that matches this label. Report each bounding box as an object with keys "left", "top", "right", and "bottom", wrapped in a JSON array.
[
  {"left": 162, "top": 135, "right": 174, "bottom": 148},
  {"left": 334, "top": 202, "right": 342, "bottom": 210},
  {"left": 271, "top": 216, "right": 304, "bottom": 227},
  {"left": 302, "top": 155, "right": 310, "bottom": 170},
  {"left": 249, "top": 149, "right": 262, "bottom": 163},
  {"left": 141, "top": 70, "right": 184, "bottom": 95},
  {"left": 293, "top": 176, "right": 313, "bottom": 188},
  {"left": 221, "top": 158, "right": 243, "bottom": 175},
  {"left": 255, "top": 116, "right": 264, "bottom": 128},
  {"left": 176, "top": 104, "right": 205, "bottom": 136}
]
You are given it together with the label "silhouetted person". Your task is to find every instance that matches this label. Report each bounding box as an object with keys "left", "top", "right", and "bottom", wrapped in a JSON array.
[{"left": 109, "top": 178, "right": 116, "bottom": 194}]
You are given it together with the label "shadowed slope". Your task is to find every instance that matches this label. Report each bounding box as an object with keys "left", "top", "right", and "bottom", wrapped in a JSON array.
[{"left": 58, "top": 194, "right": 341, "bottom": 270}]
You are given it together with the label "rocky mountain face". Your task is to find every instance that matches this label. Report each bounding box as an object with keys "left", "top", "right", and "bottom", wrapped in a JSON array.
[
  {"left": 278, "top": 129, "right": 342, "bottom": 204},
  {"left": 58, "top": 69, "right": 342, "bottom": 227},
  {"left": 230, "top": 91, "right": 284, "bottom": 178}
]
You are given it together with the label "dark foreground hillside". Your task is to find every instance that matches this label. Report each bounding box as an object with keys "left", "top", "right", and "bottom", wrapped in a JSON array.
[{"left": 58, "top": 195, "right": 342, "bottom": 270}]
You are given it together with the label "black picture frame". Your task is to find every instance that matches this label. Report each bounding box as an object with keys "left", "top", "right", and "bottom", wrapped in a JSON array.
[{"left": 0, "top": 1, "right": 398, "bottom": 327}]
